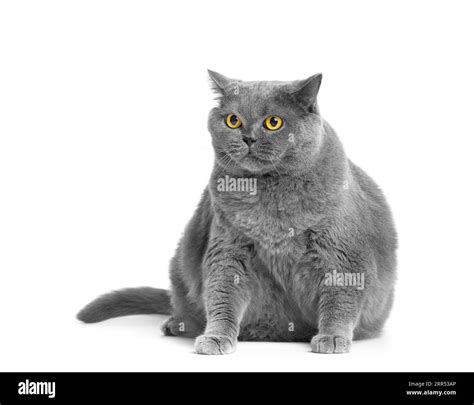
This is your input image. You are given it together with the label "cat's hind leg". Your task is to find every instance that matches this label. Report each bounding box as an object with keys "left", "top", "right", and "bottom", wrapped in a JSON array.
[
  {"left": 161, "top": 316, "right": 203, "bottom": 338},
  {"left": 161, "top": 255, "right": 206, "bottom": 338}
]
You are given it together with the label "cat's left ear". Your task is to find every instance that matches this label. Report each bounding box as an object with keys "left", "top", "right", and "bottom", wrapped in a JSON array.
[{"left": 291, "top": 73, "right": 323, "bottom": 113}]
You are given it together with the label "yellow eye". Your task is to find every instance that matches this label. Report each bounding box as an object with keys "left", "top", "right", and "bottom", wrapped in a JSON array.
[
  {"left": 264, "top": 115, "right": 283, "bottom": 131},
  {"left": 225, "top": 114, "right": 242, "bottom": 129}
]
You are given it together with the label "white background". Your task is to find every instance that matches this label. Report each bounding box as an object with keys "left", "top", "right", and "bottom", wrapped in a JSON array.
[{"left": 1, "top": 0, "right": 473, "bottom": 371}]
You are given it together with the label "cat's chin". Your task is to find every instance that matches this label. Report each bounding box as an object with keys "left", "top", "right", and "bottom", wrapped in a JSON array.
[{"left": 236, "top": 155, "right": 276, "bottom": 174}]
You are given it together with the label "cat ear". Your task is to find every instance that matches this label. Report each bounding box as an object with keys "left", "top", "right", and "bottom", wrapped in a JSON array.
[
  {"left": 207, "top": 70, "right": 233, "bottom": 94},
  {"left": 291, "top": 73, "right": 323, "bottom": 112}
]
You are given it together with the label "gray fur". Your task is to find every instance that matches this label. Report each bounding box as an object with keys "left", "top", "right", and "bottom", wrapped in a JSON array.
[{"left": 78, "top": 71, "right": 397, "bottom": 355}]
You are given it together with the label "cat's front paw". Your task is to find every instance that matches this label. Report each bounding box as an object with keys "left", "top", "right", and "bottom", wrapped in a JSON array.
[
  {"left": 194, "top": 334, "right": 236, "bottom": 355},
  {"left": 311, "top": 334, "right": 351, "bottom": 354}
]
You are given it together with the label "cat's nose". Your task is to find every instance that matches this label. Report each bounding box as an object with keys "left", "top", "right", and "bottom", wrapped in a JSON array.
[{"left": 242, "top": 135, "right": 256, "bottom": 147}]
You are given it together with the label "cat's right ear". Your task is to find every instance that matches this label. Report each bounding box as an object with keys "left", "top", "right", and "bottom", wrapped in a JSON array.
[
  {"left": 290, "top": 73, "right": 323, "bottom": 113},
  {"left": 208, "top": 70, "right": 233, "bottom": 95}
]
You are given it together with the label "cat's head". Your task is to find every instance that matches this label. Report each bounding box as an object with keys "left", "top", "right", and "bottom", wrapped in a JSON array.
[{"left": 207, "top": 71, "right": 324, "bottom": 175}]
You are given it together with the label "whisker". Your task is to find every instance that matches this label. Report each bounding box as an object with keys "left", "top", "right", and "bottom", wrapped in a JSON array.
[
  {"left": 215, "top": 152, "right": 236, "bottom": 178},
  {"left": 269, "top": 157, "right": 283, "bottom": 177},
  {"left": 215, "top": 152, "right": 233, "bottom": 177}
]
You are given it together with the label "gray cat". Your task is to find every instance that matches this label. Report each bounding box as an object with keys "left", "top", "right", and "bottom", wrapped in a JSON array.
[{"left": 77, "top": 71, "right": 397, "bottom": 354}]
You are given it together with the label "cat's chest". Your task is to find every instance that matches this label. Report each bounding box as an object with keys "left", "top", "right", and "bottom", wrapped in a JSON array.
[{"left": 213, "top": 181, "right": 323, "bottom": 253}]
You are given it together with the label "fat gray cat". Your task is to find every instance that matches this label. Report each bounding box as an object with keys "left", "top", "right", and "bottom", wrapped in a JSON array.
[{"left": 77, "top": 71, "right": 397, "bottom": 354}]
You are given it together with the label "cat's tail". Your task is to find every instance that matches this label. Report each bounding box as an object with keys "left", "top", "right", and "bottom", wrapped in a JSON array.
[{"left": 76, "top": 287, "right": 172, "bottom": 323}]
